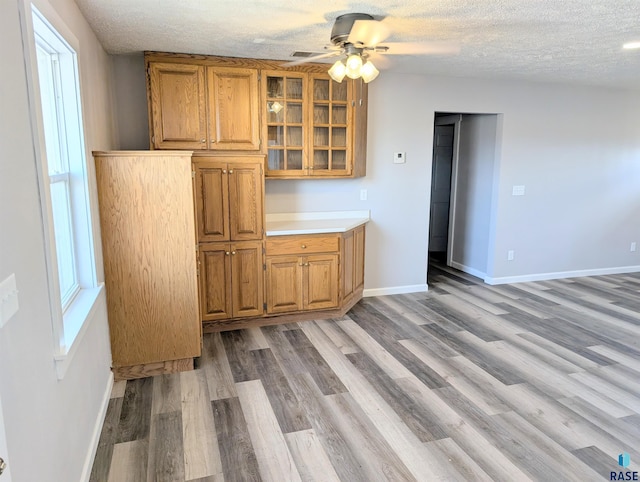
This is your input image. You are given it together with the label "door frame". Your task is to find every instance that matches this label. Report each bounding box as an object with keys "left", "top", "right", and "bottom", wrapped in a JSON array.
[
  {"left": 433, "top": 114, "right": 462, "bottom": 267},
  {"left": 0, "top": 392, "right": 12, "bottom": 481}
]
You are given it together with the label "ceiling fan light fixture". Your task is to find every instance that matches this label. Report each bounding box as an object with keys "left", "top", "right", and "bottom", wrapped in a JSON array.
[
  {"left": 345, "top": 53, "right": 363, "bottom": 79},
  {"left": 360, "top": 60, "right": 379, "bottom": 83},
  {"left": 328, "top": 59, "right": 346, "bottom": 82}
]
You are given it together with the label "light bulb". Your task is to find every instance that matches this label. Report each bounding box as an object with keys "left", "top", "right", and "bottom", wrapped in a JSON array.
[
  {"left": 328, "top": 60, "right": 346, "bottom": 82},
  {"left": 360, "top": 60, "right": 379, "bottom": 83},
  {"left": 345, "top": 54, "right": 363, "bottom": 79}
]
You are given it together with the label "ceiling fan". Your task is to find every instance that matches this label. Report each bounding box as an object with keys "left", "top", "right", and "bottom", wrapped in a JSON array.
[{"left": 284, "top": 13, "right": 460, "bottom": 83}]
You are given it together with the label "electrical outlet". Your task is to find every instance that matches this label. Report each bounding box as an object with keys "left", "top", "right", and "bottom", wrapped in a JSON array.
[
  {"left": 507, "top": 250, "right": 515, "bottom": 261},
  {"left": 631, "top": 242, "right": 637, "bottom": 252}
]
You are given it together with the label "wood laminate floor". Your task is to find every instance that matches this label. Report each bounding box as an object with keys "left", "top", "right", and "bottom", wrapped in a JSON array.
[{"left": 91, "top": 265, "right": 640, "bottom": 481}]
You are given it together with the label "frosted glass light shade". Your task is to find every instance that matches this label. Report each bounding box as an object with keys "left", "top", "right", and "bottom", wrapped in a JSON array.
[
  {"left": 360, "top": 60, "right": 379, "bottom": 83},
  {"left": 345, "top": 54, "right": 363, "bottom": 79},
  {"left": 328, "top": 60, "right": 346, "bottom": 82}
]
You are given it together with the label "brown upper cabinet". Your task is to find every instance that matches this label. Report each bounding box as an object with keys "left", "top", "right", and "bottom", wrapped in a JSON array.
[
  {"left": 148, "top": 61, "right": 260, "bottom": 151},
  {"left": 145, "top": 52, "right": 367, "bottom": 178},
  {"left": 193, "top": 157, "right": 264, "bottom": 242},
  {"left": 263, "top": 71, "right": 367, "bottom": 178}
]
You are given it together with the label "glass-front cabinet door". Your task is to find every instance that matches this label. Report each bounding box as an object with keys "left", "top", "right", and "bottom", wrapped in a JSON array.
[
  {"left": 262, "top": 71, "right": 307, "bottom": 177},
  {"left": 309, "top": 74, "right": 351, "bottom": 177}
]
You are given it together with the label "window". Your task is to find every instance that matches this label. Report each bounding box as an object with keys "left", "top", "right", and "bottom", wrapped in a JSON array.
[{"left": 28, "top": 5, "right": 103, "bottom": 375}]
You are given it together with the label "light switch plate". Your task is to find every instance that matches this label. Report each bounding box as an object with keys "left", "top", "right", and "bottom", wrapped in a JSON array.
[{"left": 0, "top": 273, "right": 19, "bottom": 328}]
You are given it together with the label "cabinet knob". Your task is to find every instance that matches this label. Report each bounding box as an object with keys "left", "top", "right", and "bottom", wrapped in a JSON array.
[
  {"left": 301, "top": 244, "right": 307, "bottom": 249},
  {"left": 231, "top": 251, "right": 236, "bottom": 255},
  {"left": 225, "top": 251, "right": 230, "bottom": 256},
  {"left": 299, "top": 262, "right": 304, "bottom": 266},
  {"left": 222, "top": 169, "right": 227, "bottom": 174},
  {"left": 200, "top": 139, "right": 205, "bottom": 143},
  {"left": 211, "top": 139, "right": 217, "bottom": 143},
  {"left": 305, "top": 262, "right": 310, "bottom": 266},
  {"left": 229, "top": 169, "right": 234, "bottom": 174}
]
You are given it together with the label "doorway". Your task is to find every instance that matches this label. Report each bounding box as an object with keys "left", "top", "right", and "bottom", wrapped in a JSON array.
[
  {"left": 427, "top": 112, "right": 500, "bottom": 284},
  {"left": 428, "top": 114, "right": 460, "bottom": 280},
  {"left": 0, "top": 393, "right": 12, "bottom": 481}
]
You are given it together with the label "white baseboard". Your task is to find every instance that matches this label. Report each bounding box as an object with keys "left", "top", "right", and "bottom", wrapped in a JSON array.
[
  {"left": 449, "top": 261, "right": 486, "bottom": 280},
  {"left": 484, "top": 265, "right": 640, "bottom": 285},
  {"left": 80, "top": 371, "right": 114, "bottom": 482},
  {"left": 363, "top": 284, "right": 428, "bottom": 297}
]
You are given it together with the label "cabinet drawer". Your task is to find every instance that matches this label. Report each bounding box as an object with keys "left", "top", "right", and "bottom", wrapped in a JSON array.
[{"left": 265, "top": 234, "right": 339, "bottom": 255}]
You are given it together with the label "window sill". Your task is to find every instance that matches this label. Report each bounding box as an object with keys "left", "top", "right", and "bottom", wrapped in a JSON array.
[{"left": 54, "top": 284, "right": 105, "bottom": 379}]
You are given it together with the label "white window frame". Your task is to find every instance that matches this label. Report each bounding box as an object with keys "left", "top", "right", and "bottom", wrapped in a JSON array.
[{"left": 20, "top": 2, "right": 104, "bottom": 379}]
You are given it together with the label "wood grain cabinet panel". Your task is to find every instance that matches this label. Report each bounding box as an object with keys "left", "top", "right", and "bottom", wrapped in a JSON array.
[
  {"left": 149, "top": 63, "right": 207, "bottom": 149},
  {"left": 194, "top": 161, "right": 230, "bottom": 242},
  {"left": 228, "top": 163, "right": 264, "bottom": 240},
  {"left": 200, "top": 243, "right": 232, "bottom": 320},
  {"left": 341, "top": 225, "right": 366, "bottom": 305},
  {"left": 194, "top": 158, "right": 264, "bottom": 243},
  {"left": 207, "top": 67, "right": 260, "bottom": 150},
  {"left": 305, "top": 255, "right": 339, "bottom": 310},
  {"left": 94, "top": 151, "right": 201, "bottom": 372},
  {"left": 230, "top": 241, "right": 264, "bottom": 318},
  {"left": 266, "top": 256, "right": 303, "bottom": 314}
]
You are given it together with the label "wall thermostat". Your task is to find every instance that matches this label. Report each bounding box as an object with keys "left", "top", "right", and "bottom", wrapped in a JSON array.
[{"left": 394, "top": 152, "right": 406, "bottom": 164}]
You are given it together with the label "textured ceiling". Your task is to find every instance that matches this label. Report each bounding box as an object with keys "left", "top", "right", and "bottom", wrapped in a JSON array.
[{"left": 74, "top": 0, "right": 640, "bottom": 89}]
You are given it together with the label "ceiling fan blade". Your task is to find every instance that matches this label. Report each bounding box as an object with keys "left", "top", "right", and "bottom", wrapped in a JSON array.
[
  {"left": 366, "top": 52, "right": 392, "bottom": 70},
  {"left": 281, "top": 50, "right": 342, "bottom": 67},
  {"left": 348, "top": 19, "right": 390, "bottom": 47},
  {"left": 379, "top": 41, "right": 461, "bottom": 56}
]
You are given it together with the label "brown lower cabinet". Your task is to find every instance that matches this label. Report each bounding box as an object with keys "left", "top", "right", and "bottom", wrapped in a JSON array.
[
  {"left": 200, "top": 228, "right": 365, "bottom": 330},
  {"left": 199, "top": 241, "right": 264, "bottom": 321},
  {"left": 266, "top": 254, "right": 339, "bottom": 314}
]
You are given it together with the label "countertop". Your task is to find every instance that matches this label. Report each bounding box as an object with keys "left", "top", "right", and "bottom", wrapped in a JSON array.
[{"left": 265, "top": 210, "right": 370, "bottom": 236}]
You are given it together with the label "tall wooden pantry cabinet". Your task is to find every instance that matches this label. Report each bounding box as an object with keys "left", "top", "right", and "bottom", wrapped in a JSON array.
[{"left": 94, "top": 151, "right": 201, "bottom": 380}]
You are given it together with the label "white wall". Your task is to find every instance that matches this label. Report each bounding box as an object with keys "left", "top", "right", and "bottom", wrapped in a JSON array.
[
  {"left": 450, "top": 114, "right": 498, "bottom": 278},
  {"left": 268, "top": 73, "right": 640, "bottom": 287},
  {"left": 0, "top": 1, "right": 115, "bottom": 480},
  {"left": 111, "top": 57, "right": 640, "bottom": 291},
  {"left": 112, "top": 53, "right": 149, "bottom": 150}
]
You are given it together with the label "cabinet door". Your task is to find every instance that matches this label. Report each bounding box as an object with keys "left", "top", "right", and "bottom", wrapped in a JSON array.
[
  {"left": 228, "top": 162, "right": 264, "bottom": 240},
  {"left": 207, "top": 67, "right": 260, "bottom": 150},
  {"left": 263, "top": 71, "right": 308, "bottom": 177},
  {"left": 354, "top": 225, "right": 366, "bottom": 291},
  {"left": 309, "top": 74, "right": 352, "bottom": 177},
  {"left": 199, "top": 244, "right": 232, "bottom": 321},
  {"left": 266, "top": 256, "right": 302, "bottom": 313},
  {"left": 194, "top": 161, "right": 230, "bottom": 242},
  {"left": 230, "top": 241, "right": 264, "bottom": 318},
  {"left": 304, "top": 254, "right": 339, "bottom": 310},
  {"left": 149, "top": 62, "right": 207, "bottom": 149}
]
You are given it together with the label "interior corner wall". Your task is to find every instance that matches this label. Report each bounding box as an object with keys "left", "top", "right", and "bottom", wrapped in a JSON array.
[
  {"left": 112, "top": 53, "right": 150, "bottom": 150},
  {"left": 450, "top": 114, "right": 498, "bottom": 277},
  {"left": 0, "top": 1, "right": 115, "bottom": 481}
]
